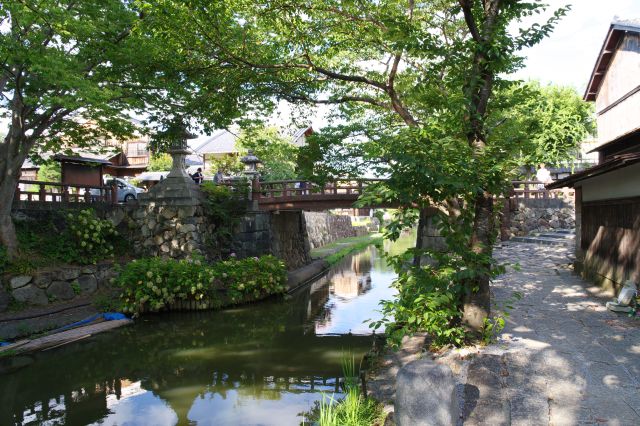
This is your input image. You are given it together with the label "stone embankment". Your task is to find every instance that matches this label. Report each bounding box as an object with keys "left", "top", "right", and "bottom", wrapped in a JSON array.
[
  {"left": 0, "top": 262, "right": 117, "bottom": 312},
  {"left": 126, "top": 204, "right": 214, "bottom": 259},
  {"left": 303, "top": 211, "right": 375, "bottom": 249},
  {"left": 506, "top": 198, "right": 575, "bottom": 237}
]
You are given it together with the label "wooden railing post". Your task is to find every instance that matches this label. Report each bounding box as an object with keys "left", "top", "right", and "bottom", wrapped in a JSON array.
[
  {"left": 62, "top": 185, "right": 69, "bottom": 203},
  {"left": 39, "top": 183, "right": 46, "bottom": 202},
  {"left": 14, "top": 183, "right": 20, "bottom": 203},
  {"left": 111, "top": 184, "right": 117, "bottom": 204},
  {"left": 84, "top": 187, "right": 91, "bottom": 203}
]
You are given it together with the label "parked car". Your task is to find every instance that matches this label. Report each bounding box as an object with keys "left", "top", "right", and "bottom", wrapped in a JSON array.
[{"left": 92, "top": 177, "right": 144, "bottom": 203}]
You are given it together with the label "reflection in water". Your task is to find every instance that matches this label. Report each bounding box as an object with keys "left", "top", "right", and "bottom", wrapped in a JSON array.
[{"left": 0, "top": 234, "right": 414, "bottom": 426}]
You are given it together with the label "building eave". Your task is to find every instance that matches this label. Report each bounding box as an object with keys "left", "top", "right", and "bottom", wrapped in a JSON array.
[
  {"left": 546, "top": 152, "right": 640, "bottom": 189},
  {"left": 584, "top": 20, "right": 640, "bottom": 102}
]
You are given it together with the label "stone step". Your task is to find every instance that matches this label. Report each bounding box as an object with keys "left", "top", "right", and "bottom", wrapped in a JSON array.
[
  {"left": 510, "top": 236, "right": 574, "bottom": 246},
  {"left": 552, "top": 229, "right": 575, "bottom": 234},
  {"left": 531, "top": 232, "right": 575, "bottom": 240}
]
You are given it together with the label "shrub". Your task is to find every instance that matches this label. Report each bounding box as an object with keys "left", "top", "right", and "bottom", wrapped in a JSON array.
[
  {"left": 115, "top": 255, "right": 287, "bottom": 315},
  {"left": 65, "top": 209, "right": 118, "bottom": 264},
  {"left": 200, "top": 181, "right": 249, "bottom": 259},
  {"left": 370, "top": 252, "right": 467, "bottom": 348}
]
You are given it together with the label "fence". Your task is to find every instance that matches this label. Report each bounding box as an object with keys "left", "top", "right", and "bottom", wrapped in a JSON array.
[
  {"left": 510, "top": 180, "right": 573, "bottom": 199},
  {"left": 15, "top": 180, "right": 116, "bottom": 204}
]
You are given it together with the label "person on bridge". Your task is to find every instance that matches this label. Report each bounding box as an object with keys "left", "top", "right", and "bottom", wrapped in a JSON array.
[
  {"left": 214, "top": 169, "right": 224, "bottom": 184},
  {"left": 535, "top": 163, "right": 552, "bottom": 189}
]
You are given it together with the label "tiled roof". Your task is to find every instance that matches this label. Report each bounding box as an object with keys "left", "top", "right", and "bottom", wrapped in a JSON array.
[{"left": 193, "top": 130, "right": 238, "bottom": 154}]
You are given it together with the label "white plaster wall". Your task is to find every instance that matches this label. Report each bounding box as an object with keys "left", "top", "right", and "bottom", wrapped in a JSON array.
[
  {"left": 596, "top": 91, "right": 640, "bottom": 145},
  {"left": 579, "top": 162, "right": 640, "bottom": 202}
]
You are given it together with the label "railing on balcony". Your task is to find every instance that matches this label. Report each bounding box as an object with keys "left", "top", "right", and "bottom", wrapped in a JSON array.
[{"left": 15, "top": 180, "right": 117, "bottom": 204}]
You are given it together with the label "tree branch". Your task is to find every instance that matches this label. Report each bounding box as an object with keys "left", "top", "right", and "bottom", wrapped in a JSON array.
[{"left": 459, "top": 0, "right": 481, "bottom": 42}]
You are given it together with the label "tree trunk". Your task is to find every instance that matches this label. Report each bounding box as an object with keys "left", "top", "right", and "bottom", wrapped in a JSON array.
[
  {"left": 462, "top": 190, "right": 494, "bottom": 332},
  {"left": 0, "top": 133, "right": 26, "bottom": 260}
]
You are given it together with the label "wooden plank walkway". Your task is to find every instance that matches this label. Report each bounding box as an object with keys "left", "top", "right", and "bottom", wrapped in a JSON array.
[{"left": 0, "top": 319, "right": 132, "bottom": 355}]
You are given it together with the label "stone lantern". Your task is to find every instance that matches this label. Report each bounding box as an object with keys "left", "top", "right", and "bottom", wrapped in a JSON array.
[
  {"left": 138, "top": 122, "right": 201, "bottom": 206},
  {"left": 167, "top": 125, "right": 198, "bottom": 179},
  {"left": 240, "top": 150, "right": 262, "bottom": 180}
]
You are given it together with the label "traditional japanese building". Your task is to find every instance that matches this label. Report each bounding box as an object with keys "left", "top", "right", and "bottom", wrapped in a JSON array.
[{"left": 548, "top": 18, "right": 640, "bottom": 293}]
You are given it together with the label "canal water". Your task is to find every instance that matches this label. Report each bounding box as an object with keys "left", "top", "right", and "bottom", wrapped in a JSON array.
[{"left": 0, "top": 234, "right": 414, "bottom": 426}]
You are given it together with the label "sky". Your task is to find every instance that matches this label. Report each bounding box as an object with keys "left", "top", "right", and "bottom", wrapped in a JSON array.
[{"left": 512, "top": 0, "right": 640, "bottom": 92}]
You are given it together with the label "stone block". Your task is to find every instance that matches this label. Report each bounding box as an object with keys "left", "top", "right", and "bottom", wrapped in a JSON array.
[
  {"left": 177, "top": 206, "right": 196, "bottom": 218},
  {"left": 9, "top": 275, "right": 32, "bottom": 289},
  {"left": 81, "top": 266, "right": 97, "bottom": 274},
  {"left": 395, "top": 359, "right": 458, "bottom": 426},
  {"left": 154, "top": 235, "right": 164, "bottom": 245},
  {"left": 179, "top": 223, "right": 196, "bottom": 233},
  {"left": 57, "top": 267, "right": 81, "bottom": 281},
  {"left": 47, "top": 281, "right": 76, "bottom": 301},
  {"left": 78, "top": 274, "right": 98, "bottom": 293},
  {"left": 160, "top": 243, "right": 170, "bottom": 253},
  {"left": 32, "top": 271, "right": 55, "bottom": 289},
  {"left": 160, "top": 207, "right": 177, "bottom": 219},
  {"left": 13, "top": 284, "right": 48, "bottom": 306}
]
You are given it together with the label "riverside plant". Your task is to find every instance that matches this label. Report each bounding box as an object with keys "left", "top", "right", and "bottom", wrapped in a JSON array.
[
  {"left": 307, "top": 354, "right": 382, "bottom": 426},
  {"left": 66, "top": 209, "right": 118, "bottom": 264},
  {"left": 114, "top": 255, "right": 287, "bottom": 315}
]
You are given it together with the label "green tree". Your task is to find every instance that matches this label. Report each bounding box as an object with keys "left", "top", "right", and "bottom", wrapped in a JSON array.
[
  {"left": 494, "top": 81, "right": 595, "bottom": 167},
  {"left": 237, "top": 126, "right": 299, "bottom": 181},
  {"left": 147, "top": 153, "right": 173, "bottom": 172},
  {"left": 37, "top": 161, "right": 61, "bottom": 183},
  {"left": 165, "top": 0, "right": 569, "bottom": 334},
  {"left": 0, "top": 1, "right": 274, "bottom": 258}
]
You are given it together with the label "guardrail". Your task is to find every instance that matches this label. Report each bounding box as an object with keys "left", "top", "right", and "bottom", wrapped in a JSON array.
[{"left": 15, "top": 180, "right": 117, "bottom": 204}]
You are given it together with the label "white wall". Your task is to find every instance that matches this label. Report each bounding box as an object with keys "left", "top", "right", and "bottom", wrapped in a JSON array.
[{"left": 579, "top": 162, "right": 640, "bottom": 201}]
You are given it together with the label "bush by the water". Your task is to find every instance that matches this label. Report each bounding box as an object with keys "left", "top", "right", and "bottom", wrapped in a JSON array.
[
  {"left": 115, "top": 255, "right": 287, "bottom": 314},
  {"left": 66, "top": 209, "right": 118, "bottom": 264}
]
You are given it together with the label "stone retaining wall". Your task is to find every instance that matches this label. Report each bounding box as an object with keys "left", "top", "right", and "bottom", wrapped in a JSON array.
[
  {"left": 303, "top": 212, "right": 369, "bottom": 250},
  {"left": 0, "top": 262, "right": 118, "bottom": 312},
  {"left": 506, "top": 198, "right": 575, "bottom": 237},
  {"left": 124, "top": 204, "right": 214, "bottom": 260}
]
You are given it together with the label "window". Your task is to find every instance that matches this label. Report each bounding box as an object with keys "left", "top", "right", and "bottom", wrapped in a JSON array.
[{"left": 127, "top": 142, "right": 148, "bottom": 157}]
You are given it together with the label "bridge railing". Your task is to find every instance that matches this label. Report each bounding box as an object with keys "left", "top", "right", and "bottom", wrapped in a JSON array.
[
  {"left": 510, "top": 180, "right": 573, "bottom": 199},
  {"left": 255, "top": 179, "right": 385, "bottom": 199},
  {"left": 14, "top": 180, "right": 117, "bottom": 204}
]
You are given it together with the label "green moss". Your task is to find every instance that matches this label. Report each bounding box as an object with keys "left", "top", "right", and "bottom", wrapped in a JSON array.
[{"left": 312, "top": 234, "right": 384, "bottom": 266}]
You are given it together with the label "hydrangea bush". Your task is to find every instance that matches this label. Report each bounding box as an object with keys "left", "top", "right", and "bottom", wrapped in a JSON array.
[
  {"left": 115, "top": 255, "right": 287, "bottom": 315},
  {"left": 66, "top": 209, "right": 118, "bottom": 264}
]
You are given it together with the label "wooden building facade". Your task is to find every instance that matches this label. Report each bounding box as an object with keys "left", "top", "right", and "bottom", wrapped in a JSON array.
[{"left": 549, "top": 19, "right": 640, "bottom": 294}]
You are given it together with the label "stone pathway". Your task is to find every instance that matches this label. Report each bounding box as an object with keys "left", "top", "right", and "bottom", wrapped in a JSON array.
[{"left": 462, "top": 241, "right": 640, "bottom": 425}]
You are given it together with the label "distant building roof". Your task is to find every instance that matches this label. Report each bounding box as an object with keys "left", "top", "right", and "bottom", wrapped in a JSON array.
[
  {"left": 193, "top": 130, "right": 239, "bottom": 155},
  {"left": 291, "top": 126, "right": 313, "bottom": 147},
  {"left": 137, "top": 171, "right": 169, "bottom": 181},
  {"left": 53, "top": 154, "right": 112, "bottom": 165},
  {"left": 21, "top": 159, "right": 39, "bottom": 170},
  {"left": 584, "top": 17, "right": 640, "bottom": 101}
]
